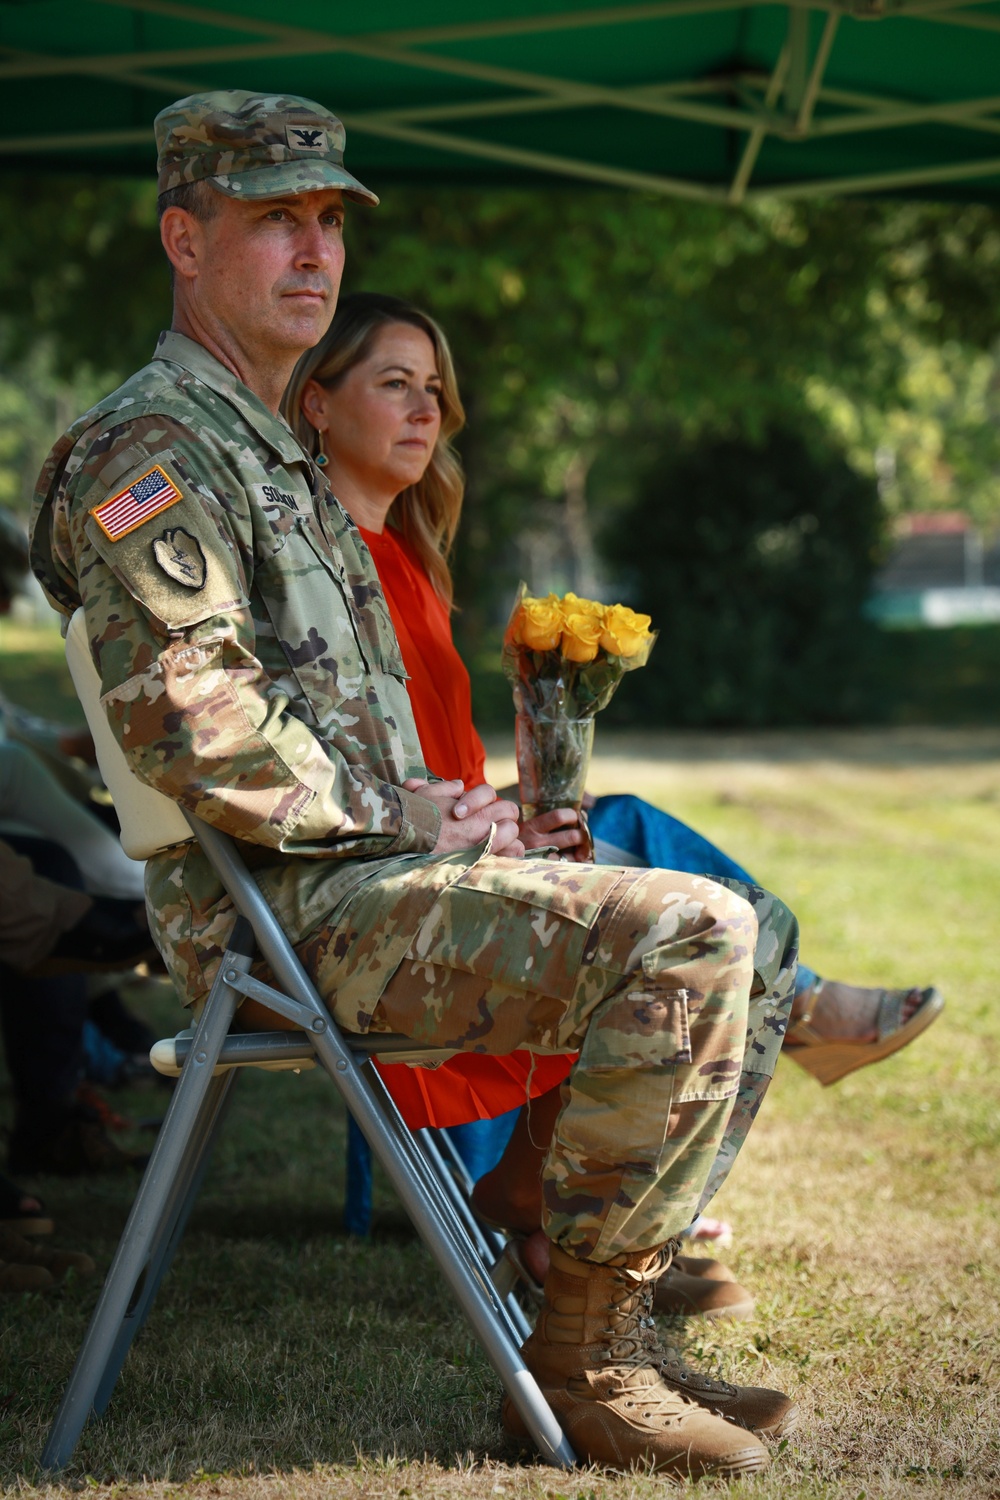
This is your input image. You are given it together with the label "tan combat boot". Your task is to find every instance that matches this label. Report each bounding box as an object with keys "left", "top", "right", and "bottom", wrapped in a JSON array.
[
  {"left": 502, "top": 1242, "right": 770, "bottom": 1478},
  {"left": 653, "top": 1262, "right": 755, "bottom": 1319},
  {"left": 673, "top": 1252, "right": 736, "bottom": 1283},
  {"left": 652, "top": 1251, "right": 796, "bottom": 1437},
  {"left": 656, "top": 1349, "right": 799, "bottom": 1438}
]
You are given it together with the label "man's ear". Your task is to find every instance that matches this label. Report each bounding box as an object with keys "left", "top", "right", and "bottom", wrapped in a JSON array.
[
  {"left": 299, "top": 378, "right": 328, "bottom": 433},
  {"left": 160, "top": 206, "right": 204, "bottom": 283}
]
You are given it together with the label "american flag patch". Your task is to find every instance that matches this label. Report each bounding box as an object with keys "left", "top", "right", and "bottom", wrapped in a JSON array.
[{"left": 91, "top": 464, "right": 181, "bottom": 541}]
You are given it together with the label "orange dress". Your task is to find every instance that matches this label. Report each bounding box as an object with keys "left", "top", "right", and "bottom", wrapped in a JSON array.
[{"left": 359, "top": 523, "right": 575, "bottom": 1128}]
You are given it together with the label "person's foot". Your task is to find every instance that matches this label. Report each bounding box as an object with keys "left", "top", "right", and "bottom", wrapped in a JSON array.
[
  {"left": 673, "top": 1253, "right": 735, "bottom": 1282},
  {"left": 502, "top": 1242, "right": 772, "bottom": 1477},
  {"left": 8, "top": 1101, "right": 147, "bottom": 1176},
  {"left": 790, "top": 978, "right": 926, "bottom": 1043},
  {"left": 0, "top": 1174, "right": 53, "bottom": 1236},
  {"left": 785, "top": 981, "right": 944, "bottom": 1086},
  {"left": 655, "top": 1349, "right": 798, "bottom": 1438},
  {"left": 0, "top": 1227, "right": 94, "bottom": 1281},
  {"left": 685, "top": 1214, "right": 734, "bottom": 1247}
]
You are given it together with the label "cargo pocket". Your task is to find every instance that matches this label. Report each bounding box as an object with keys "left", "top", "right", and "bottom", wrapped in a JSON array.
[{"left": 574, "top": 982, "right": 692, "bottom": 1073}]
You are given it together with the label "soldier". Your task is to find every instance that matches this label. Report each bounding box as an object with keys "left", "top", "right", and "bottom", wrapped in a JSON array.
[{"left": 30, "top": 91, "right": 801, "bottom": 1478}]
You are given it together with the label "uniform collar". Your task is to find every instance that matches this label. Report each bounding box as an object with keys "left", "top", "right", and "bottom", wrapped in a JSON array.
[{"left": 153, "top": 330, "right": 307, "bottom": 465}]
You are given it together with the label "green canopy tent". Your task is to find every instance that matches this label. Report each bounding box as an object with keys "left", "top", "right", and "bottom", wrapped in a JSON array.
[{"left": 2, "top": 0, "right": 1000, "bottom": 203}]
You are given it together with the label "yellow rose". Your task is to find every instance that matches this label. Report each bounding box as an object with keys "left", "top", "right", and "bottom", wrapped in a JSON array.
[
  {"left": 600, "top": 604, "right": 653, "bottom": 657},
  {"left": 561, "top": 610, "right": 603, "bottom": 663},
  {"left": 516, "top": 595, "right": 564, "bottom": 651},
  {"left": 562, "top": 591, "right": 605, "bottom": 618}
]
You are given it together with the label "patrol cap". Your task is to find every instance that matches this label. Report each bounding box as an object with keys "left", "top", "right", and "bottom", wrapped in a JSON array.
[{"left": 154, "top": 90, "right": 378, "bottom": 206}]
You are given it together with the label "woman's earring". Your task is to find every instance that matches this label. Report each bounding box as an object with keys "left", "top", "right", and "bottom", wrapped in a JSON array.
[{"left": 315, "top": 430, "right": 329, "bottom": 468}]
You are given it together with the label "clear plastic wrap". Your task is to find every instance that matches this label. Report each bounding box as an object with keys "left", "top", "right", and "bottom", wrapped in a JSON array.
[{"left": 501, "top": 585, "right": 656, "bottom": 848}]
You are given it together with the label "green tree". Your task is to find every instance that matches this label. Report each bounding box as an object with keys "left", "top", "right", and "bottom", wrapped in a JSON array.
[
  {"left": 3, "top": 175, "right": 1000, "bottom": 699},
  {"left": 601, "top": 426, "right": 883, "bottom": 727}
]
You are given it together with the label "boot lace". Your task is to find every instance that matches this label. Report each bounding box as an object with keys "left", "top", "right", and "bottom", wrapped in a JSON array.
[
  {"left": 657, "top": 1350, "right": 738, "bottom": 1397},
  {"left": 629, "top": 1241, "right": 738, "bottom": 1401},
  {"left": 594, "top": 1242, "right": 700, "bottom": 1417}
]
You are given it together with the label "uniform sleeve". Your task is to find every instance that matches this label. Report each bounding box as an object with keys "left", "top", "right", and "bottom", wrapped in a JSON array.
[{"left": 42, "top": 417, "right": 440, "bottom": 859}]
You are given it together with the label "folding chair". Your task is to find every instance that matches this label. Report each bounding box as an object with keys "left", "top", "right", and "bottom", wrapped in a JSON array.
[{"left": 42, "top": 609, "right": 574, "bottom": 1473}]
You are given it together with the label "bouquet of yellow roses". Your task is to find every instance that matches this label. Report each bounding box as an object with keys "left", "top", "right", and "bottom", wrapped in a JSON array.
[{"left": 502, "top": 585, "right": 656, "bottom": 849}]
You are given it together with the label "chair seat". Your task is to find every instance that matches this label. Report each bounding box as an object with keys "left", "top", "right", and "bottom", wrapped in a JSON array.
[{"left": 148, "top": 1028, "right": 458, "bottom": 1078}]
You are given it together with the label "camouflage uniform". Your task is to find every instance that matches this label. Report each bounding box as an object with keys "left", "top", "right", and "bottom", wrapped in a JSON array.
[
  {"left": 30, "top": 330, "right": 797, "bottom": 1258},
  {"left": 29, "top": 90, "right": 798, "bottom": 1261}
]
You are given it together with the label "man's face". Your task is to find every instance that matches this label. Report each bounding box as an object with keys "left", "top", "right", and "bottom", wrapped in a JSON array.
[{"left": 183, "top": 187, "right": 346, "bottom": 361}]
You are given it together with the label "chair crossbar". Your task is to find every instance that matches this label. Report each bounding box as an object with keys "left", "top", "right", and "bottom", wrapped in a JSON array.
[{"left": 152, "top": 1027, "right": 457, "bottom": 1078}]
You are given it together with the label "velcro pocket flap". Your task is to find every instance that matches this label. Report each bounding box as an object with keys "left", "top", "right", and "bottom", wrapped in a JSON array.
[{"left": 576, "top": 984, "right": 693, "bottom": 1073}]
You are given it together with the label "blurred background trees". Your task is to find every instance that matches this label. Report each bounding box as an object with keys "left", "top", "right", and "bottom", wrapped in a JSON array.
[
  {"left": 600, "top": 426, "right": 883, "bottom": 726},
  {"left": 2, "top": 178, "right": 999, "bottom": 725}
]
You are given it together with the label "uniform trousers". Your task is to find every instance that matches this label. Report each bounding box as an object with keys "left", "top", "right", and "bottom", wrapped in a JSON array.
[{"left": 305, "top": 855, "right": 798, "bottom": 1263}]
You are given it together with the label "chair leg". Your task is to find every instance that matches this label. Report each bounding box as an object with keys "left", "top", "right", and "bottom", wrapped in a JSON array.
[
  {"left": 422, "top": 1129, "right": 502, "bottom": 1255},
  {"left": 41, "top": 933, "right": 253, "bottom": 1472},
  {"left": 426, "top": 1131, "right": 522, "bottom": 1305},
  {"left": 339, "top": 1067, "right": 521, "bottom": 1353},
  {"left": 92, "top": 1069, "right": 237, "bottom": 1418},
  {"left": 343, "top": 1115, "right": 374, "bottom": 1237},
  {"left": 187, "top": 822, "right": 574, "bottom": 1468},
  {"left": 318, "top": 1045, "right": 574, "bottom": 1468},
  {"left": 356, "top": 1067, "right": 475, "bottom": 1264},
  {"left": 417, "top": 1130, "right": 532, "bottom": 1344}
]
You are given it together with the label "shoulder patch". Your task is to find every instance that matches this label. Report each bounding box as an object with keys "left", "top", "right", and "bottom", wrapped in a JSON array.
[
  {"left": 91, "top": 464, "right": 181, "bottom": 541},
  {"left": 152, "top": 527, "right": 207, "bottom": 590},
  {"left": 83, "top": 449, "right": 249, "bottom": 633}
]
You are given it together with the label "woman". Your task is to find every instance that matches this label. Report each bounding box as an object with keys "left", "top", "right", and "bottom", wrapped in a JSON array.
[{"left": 282, "top": 294, "right": 942, "bottom": 1285}]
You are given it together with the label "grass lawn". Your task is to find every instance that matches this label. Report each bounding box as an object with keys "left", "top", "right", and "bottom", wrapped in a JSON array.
[
  {"left": 0, "top": 628, "right": 997, "bottom": 1500},
  {"left": 0, "top": 617, "right": 84, "bottom": 729}
]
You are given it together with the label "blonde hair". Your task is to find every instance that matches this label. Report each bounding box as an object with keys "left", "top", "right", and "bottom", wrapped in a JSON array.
[{"left": 284, "top": 292, "right": 465, "bottom": 607}]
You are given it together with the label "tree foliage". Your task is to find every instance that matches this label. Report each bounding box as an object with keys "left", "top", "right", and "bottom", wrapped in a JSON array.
[
  {"left": 0, "top": 177, "right": 166, "bottom": 380},
  {"left": 1, "top": 176, "right": 999, "bottom": 723},
  {"left": 601, "top": 426, "right": 884, "bottom": 726}
]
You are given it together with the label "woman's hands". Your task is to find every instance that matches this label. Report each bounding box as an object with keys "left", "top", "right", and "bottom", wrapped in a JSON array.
[
  {"left": 520, "top": 807, "right": 590, "bottom": 861},
  {"left": 405, "top": 778, "right": 594, "bottom": 862},
  {"left": 404, "top": 777, "right": 524, "bottom": 857}
]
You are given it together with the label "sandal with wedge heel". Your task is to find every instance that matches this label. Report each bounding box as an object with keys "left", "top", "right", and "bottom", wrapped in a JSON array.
[{"left": 784, "top": 981, "right": 944, "bottom": 1086}]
